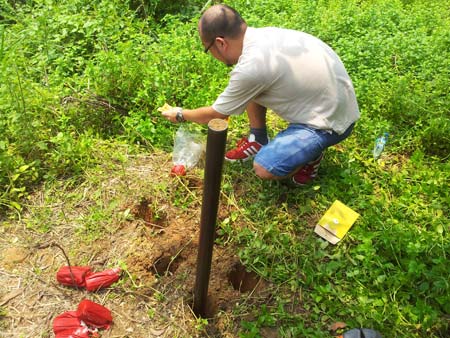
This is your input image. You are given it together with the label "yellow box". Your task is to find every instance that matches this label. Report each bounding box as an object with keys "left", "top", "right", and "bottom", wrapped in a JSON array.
[{"left": 314, "top": 200, "right": 360, "bottom": 244}]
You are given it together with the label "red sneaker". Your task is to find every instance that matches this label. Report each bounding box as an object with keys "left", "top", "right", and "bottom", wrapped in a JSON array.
[
  {"left": 225, "top": 135, "right": 263, "bottom": 162},
  {"left": 292, "top": 152, "right": 324, "bottom": 185}
]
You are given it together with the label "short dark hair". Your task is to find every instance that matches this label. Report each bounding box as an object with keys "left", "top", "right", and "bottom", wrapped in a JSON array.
[{"left": 200, "top": 5, "right": 246, "bottom": 42}]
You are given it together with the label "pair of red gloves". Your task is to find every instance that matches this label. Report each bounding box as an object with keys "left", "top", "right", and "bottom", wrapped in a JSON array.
[{"left": 53, "top": 266, "right": 121, "bottom": 337}]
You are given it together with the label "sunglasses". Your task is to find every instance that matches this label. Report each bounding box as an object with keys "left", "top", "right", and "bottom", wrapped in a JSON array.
[{"left": 204, "top": 36, "right": 224, "bottom": 53}]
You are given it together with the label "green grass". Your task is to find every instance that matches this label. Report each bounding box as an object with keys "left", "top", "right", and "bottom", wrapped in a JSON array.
[
  {"left": 220, "top": 143, "right": 448, "bottom": 336},
  {"left": 0, "top": 0, "right": 449, "bottom": 337}
]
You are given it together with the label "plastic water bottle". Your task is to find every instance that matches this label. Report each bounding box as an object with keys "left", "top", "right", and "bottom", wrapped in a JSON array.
[
  {"left": 343, "top": 328, "right": 382, "bottom": 338},
  {"left": 373, "top": 132, "right": 389, "bottom": 160}
]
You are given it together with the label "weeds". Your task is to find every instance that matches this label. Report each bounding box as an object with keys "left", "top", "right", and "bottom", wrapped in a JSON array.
[{"left": 0, "top": 0, "right": 448, "bottom": 337}]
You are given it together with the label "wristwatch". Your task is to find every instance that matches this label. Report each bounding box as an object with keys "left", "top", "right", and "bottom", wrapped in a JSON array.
[{"left": 175, "top": 108, "right": 185, "bottom": 123}]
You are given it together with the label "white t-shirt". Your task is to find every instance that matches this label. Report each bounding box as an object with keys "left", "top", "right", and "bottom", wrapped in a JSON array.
[{"left": 212, "top": 27, "right": 360, "bottom": 134}]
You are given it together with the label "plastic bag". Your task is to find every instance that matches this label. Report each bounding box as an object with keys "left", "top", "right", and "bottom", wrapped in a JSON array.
[
  {"left": 171, "top": 125, "right": 204, "bottom": 176},
  {"left": 53, "top": 300, "right": 112, "bottom": 337},
  {"left": 84, "top": 268, "right": 121, "bottom": 292},
  {"left": 53, "top": 311, "right": 83, "bottom": 334},
  {"left": 55, "top": 328, "right": 90, "bottom": 338},
  {"left": 76, "top": 299, "right": 113, "bottom": 329},
  {"left": 57, "top": 266, "right": 121, "bottom": 291},
  {"left": 57, "top": 266, "right": 92, "bottom": 287},
  {"left": 53, "top": 311, "right": 91, "bottom": 338}
]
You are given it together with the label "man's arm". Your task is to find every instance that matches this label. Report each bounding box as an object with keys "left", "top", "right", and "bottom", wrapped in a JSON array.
[{"left": 161, "top": 106, "right": 228, "bottom": 124}]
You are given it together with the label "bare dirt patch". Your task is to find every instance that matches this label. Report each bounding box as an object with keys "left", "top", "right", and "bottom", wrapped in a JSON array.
[{"left": 0, "top": 150, "right": 272, "bottom": 337}]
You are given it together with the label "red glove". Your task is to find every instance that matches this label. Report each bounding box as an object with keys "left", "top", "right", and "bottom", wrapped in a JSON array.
[
  {"left": 76, "top": 299, "right": 113, "bottom": 329},
  {"left": 56, "top": 266, "right": 92, "bottom": 287},
  {"left": 85, "top": 268, "right": 121, "bottom": 291}
]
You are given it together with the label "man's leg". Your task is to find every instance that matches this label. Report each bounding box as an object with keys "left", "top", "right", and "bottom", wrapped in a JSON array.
[
  {"left": 253, "top": 123, "right": 355, "bottom": 183},
  {"left": 247, "top": 101, "right": 267, "bottom": 129},
  {"left": 253, "top": 162, "right": 280, "bottom": 179},
  {"left": 247, "top": 101, "right": 269, "bottom": 145},
  {"left": 225, "top": 101, "right": 268, "bottom": 162}
]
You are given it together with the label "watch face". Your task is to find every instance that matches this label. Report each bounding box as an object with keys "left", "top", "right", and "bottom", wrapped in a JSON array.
[{"left": 176, "top": 111, "right": 184, "bottom": 122}]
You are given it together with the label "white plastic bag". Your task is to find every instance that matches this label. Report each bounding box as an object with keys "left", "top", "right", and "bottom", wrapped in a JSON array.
[{"left": 171, "top": 125, "right": 204, "bottom": 176}]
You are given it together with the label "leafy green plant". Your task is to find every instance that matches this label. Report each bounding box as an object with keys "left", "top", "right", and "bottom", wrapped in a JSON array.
[{"left": 0, "top": 0, "right": 448, "bottom": 336}]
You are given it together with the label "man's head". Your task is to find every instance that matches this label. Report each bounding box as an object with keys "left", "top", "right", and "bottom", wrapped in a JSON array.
[{"left": 198, "top": 5, "right": 247, "bottom": 66}]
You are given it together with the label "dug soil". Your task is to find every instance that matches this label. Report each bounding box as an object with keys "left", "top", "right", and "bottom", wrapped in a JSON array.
[{"left": 0, "top": 151, "right": 274, "bottom": 338}]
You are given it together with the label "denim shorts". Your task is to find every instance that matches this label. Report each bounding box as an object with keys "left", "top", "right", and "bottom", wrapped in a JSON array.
[{"left": 254, "top": 123, "right": 355, "bottom": 177}]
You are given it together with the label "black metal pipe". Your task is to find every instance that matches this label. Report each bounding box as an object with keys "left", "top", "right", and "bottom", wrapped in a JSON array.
[{"left": 193, "top": 118, "right": 228, "bottom": 317}]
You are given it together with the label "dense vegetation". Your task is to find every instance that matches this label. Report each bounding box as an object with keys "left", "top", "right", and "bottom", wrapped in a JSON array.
[{"left": 1, "top": 0, "right": 448, "bottom": 337}]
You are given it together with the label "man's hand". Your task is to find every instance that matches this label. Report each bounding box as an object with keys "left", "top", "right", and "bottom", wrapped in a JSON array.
[
  {"left": 161, "top": 107, "right": 181, "bottom": 123},
  {"left": 158, "top": 104, "right": 227, "bottom": 125},
  {"left": 158, "top": 104, "right": 182, "bottom": 123}
]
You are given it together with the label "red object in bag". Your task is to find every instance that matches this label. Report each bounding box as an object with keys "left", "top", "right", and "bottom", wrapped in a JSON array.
[
  {"left": 55, "top": 327, "right": 90, "bottom": 338},
  {"left": 170, "top": 164, "right": 186, "bottom": 176},
  {"left": 57, "top": 266, "right": 92, "bottom": 287},
  {"left": 53, "top": 311, "right": 90, "bottom": 338},
  {"left": 85, "top": 268, "right": 121, "bottom": 291},
  {"left": 76, "top": 299, "right": 113, "bottom": 329},
  {"left": 53, "top": 311, "right": 82, "bottom": 334}
]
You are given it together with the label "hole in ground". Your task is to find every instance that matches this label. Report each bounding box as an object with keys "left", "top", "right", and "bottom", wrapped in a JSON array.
[
  {"left": 227, "top": 261, "right": 262, "bottom": 293},
  {"left": 188, "top": 293, "right": 219, "bottom": 319},
  {"left": 133, "top": 197, "right": 167, "bottom": 228},
  {"left": 152, "top": 253, "right": 183, "bottom": 276}
]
